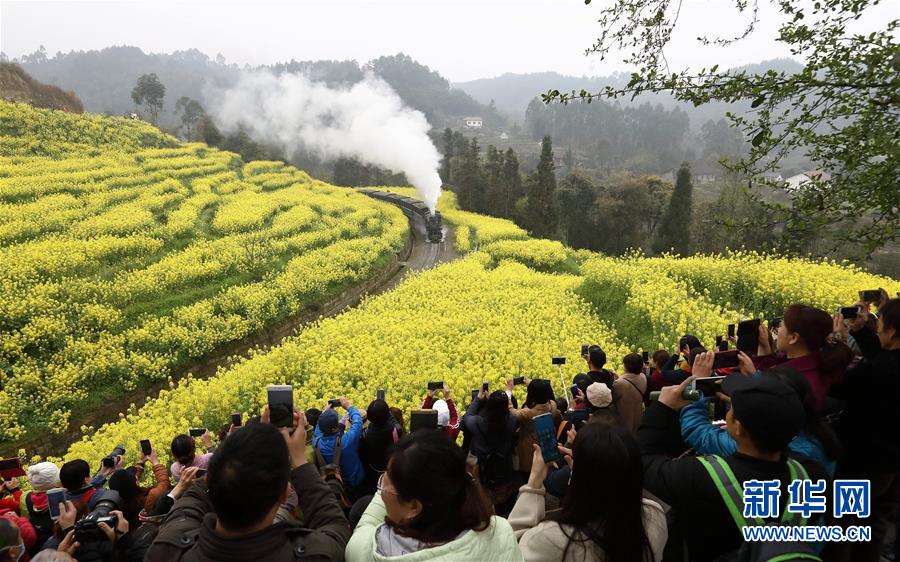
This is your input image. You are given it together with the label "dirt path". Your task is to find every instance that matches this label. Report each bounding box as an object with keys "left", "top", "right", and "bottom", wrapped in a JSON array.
[{"left": 7, "top": 211, "right": 456, "bottom": 458}]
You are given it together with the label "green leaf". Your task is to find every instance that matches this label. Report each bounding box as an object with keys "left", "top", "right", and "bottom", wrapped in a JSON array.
[
  {"left": 751, "top": 95, "right": 766, "bottom": 108},
  {"left": 751, "top": 130, "right": 767, "bottom": 147}
]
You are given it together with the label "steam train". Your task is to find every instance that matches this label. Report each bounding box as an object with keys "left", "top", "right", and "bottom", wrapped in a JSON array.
[{"left": 357, "top": 189, "right": 443, "bottom": 243}]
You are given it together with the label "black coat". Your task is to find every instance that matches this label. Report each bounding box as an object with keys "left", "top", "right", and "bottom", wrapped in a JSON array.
[
  {"left": 832, "top": 327, "right": 900, "bottom": 474},
  {"left": 145, "top": 463, "right": 350, "bottom": 562}
]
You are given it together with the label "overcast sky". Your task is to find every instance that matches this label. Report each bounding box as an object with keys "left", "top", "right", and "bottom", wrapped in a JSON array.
[{"left": 2, "top": 0, "right": 896, "bottom": 83}]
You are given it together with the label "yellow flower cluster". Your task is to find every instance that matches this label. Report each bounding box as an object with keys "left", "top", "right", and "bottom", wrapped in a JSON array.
[
  {"left": 482, "top": 239, "right": 572, "bottom": 272},
  {"left": 64, "top": 256, "right": 630, "bottom": 466},
  {"left": 0, "top": 104, "right": 409, "bottom": 443}
]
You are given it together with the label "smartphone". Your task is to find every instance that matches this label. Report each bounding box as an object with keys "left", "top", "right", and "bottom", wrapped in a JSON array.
[
  {"left": 410, "top": 409, "right": 438, "bottom": 432},
  {"left": 427, "top": 381, "right": 443, "bottom": 391},
  {"left": 860, "top": 290, "right": 881, "bottom": 304},
  {"left": 267, "top": 384, "right": 294, "bottom": 428},
  {"left": 737, "top": 319, "right": 761, "bottom": 354},
  {"left": 328, "top": 399, "right": 342, "bottom": 408},
  {"left": 231, "top": 413, "right": 242, "bottom": 427},
  {"left": 513, "top": 376, "right": 525, "bottom": 385},
  {"left": 642, "top": 350, "right": 649, "bottom": 362},
  {"left": 711, "top": 350, "right": 740, "bottom": 369},
  {"left": 189, "top": 427, "right": 207, "bottom": 437},
  {"left": 47, "top": 488, "right": 66, "bottom": 520},
  {"left": 471, "top": 389, "right": 479, "bottom": 400},
  {"left": 482, "top": 382, "right": 489, "bottom": 392},
  {"left": 581, "top": 344, "right": 589, "bottom": 357},
  {"left": 551, "top": 357, "right": 566, "bottom": 365},
  {"left": 569, "top": 384, "right": 579, "bottom": 398},
  {"left": 140, "top": 439, "right": 152, "bottom": 456},
  {"left": 717, "top": 339, "right": 728, "bottom": 352},
  {"left": 839, "top": 306, "right": 860, "bottom": 319},
  {"left": 534, "top": 413, "right": 563, "bottom": 463},
  {"left": 727, "top": 324, "right": 735, "bottom": 338},
  {"left": 0, "top": 458, "right": 25, "bottom": 479},
  {"left": 689, "top": 375, "right": 728, "bottom": 397},
  {"left": 376, "top": 389, "right": 386, "bottom": 401}
]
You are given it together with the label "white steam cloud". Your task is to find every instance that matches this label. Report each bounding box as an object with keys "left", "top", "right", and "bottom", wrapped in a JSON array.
[{"left": 206, "top": 71, "right": 442, "bottom": 211}]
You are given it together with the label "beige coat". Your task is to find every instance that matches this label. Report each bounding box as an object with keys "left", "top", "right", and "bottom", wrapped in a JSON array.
[
  {"left": 508, "top": 483, "right": 668, "bottom": 562},
  {"left": 611, "top": 373, "right": 647, "bottom": 433},
  {"left": 511, "top": 402, "right": 561, "bottom": 473}
]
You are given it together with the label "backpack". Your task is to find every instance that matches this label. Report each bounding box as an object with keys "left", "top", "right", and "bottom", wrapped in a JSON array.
[
  {"left": 25, "top": 493, "right": 54, "bottom": 549},
  {"left": 474, "top": 423, "right": 512, "bottom": 487},
  {"left": 314, "top": 435, "right": 352, "bottom": 510},
  {"left": 697, "top": 454, "right": 822, "bottom": 562}
]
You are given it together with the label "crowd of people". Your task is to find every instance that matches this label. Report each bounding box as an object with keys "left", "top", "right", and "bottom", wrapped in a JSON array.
[{"left": 0, "top": 294, "right": 896, "bottom": 561}]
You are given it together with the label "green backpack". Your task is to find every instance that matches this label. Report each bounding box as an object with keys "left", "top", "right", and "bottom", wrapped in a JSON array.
[{"left": 697, "top": 455, "right": 822, "bottom": 562}]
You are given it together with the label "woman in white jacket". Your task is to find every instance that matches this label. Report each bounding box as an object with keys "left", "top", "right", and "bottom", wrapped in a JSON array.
[{"left": 508, "top": 423, "right": 667, "bottom": 562}]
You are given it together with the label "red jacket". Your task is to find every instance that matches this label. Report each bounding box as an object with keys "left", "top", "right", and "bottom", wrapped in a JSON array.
[
  {"left": 1, "top": 512, "right": 36, "bottom": 560},
  {"left": 0, "top": 488, "right": 22, "bottom": 515},
  {"left": 421, "top": 396, "right": 460, "bottom": 440}
]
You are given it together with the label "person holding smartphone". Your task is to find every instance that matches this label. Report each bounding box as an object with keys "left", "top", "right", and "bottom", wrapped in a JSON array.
[
  {"left": 147, "top": 412, "right": 352, "bottom": 561},
  {"left": 169, "top": 429, "right": 215, "bottom": 482},
  {"left": 21, "top": 461, "right": 60, "bottom": 548},
  {"left": 584, "top": 345, "right": 615, "bottom": 390},
  {"left": 358, "top": 397, "right": 403, "bottom": 497},
  {"left": 511, "top": 380, "right": 561, "bottom": 474},
  {"left": 108, "top": 446, "right": 171, "bottom": 531},
  {"left": 312, "top": 397, "right": 365, "bottom": 500},
  {"left": 661, "top": 335, "right": 702, "bottom": 384},
  {"left": 421, "top": 385, "right": 460, "bottom": 440},
  {"left": 508, "top": 423, "right": 667, "bottom": 562}
]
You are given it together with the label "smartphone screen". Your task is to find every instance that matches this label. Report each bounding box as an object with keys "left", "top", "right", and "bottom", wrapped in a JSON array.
[
  {"left": 727, "top": 324, "right": 735, "bottom": 338},
  {"left": 839, "top": 306, "right": 859, "bottom": 319},
  {"left": 551, "top": 356, "right": 566, "bottom": 365},
  {"left": 376, "top": 389, "right": 386, "bottom": 401},
  {"left": 737, "top": 319, "right": 761, "bottom": 354},
  {"left": 690, "top": 375, "right": 728, "bottom": 397},
  {"left": 569, "top": 384, "right": 579, "bottom": 398},
  {"left": 47, "top": 488, "right": 66, "bottom": 520},
  {"left": 189, "top": 428, "right": 206, "bottom": 437},
  {"left": 427, "top": 381, "right": 443, "bottom": 391},
  {"left": 513, "top": 376, "right": 525, "bottom": 385},
  {"left": 482, "top": 382, "right": 489, "bottom": 392},
  {"left": 712, "top": 350, "right": 740, "bottom": 369},
  {"left": 267, "top": 385, "right": 294, "bottom": 428},
  {"left": 581, "top": 344, "right": 589, "bottom": 356},
  {"left": 231, "top": 413, "right": 242, "bottom": 427},
  {"left": 642, "top": 351, "right": 649, "bottom": 362},
  {"left": 534, "top": 413, "right": 563, "bottom": 463},
  {"left": 860, "top": 290, "right": 880, "bottom": 304},
  {"left": 471, "top": 389, "right": 479, "bottom": 400},
  {"left": 140, "top": 439, "right": 152, "bottom": 456},
  {"left": 410, "top": 409, "right": 438, "bottom": 432}
]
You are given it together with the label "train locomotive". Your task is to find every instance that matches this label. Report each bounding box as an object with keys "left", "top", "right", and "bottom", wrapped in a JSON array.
[{"left": 357, "top": 189, "right": 443, "bottom": 243}]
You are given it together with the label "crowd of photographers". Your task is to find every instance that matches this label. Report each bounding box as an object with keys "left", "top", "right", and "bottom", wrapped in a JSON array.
[{"left": 0, "top": 291, "right": 896, "bottom": 562}]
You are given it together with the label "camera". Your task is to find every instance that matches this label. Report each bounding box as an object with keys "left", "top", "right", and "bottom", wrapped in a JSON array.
[
  {"left": 102, "top": 445, "right": 125, "bottom": 469},
  {"left": 74, "top": 492, "right": 121, "bottom": 542}
]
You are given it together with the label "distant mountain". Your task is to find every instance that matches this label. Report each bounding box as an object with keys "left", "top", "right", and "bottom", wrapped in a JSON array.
[
  {"left": 453, "top": 59, "right": 804, "bottom": 126},
  {"left": 12, "top": 46, "right": 503, "bottom": 131}
]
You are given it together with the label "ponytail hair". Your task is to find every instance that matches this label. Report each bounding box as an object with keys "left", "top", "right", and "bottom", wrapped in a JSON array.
[{"left": 783, "top": 304, "right": 852, "bottom": 381}]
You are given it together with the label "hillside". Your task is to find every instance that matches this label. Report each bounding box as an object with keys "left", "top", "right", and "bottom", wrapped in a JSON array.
[
  {"left": 15, "top": 46, "right": 503, "bottom": 131},
  {"left": 0, "top": 100, "right": 407, "bottom": 446},
  {"left": 0, "top": 62, "right": 83, "bottom": 112}
]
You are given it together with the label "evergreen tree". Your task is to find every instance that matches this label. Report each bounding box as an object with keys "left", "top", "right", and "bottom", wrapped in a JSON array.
[
  {"left": 483, "top": 145, "right": 504, "bottom": 216},
  {"left": 524, "top": 136, "right": 558, "bottom": 238},
  {"left": 130, "top": 73, "right": 166, "bottom": 124},
  {"left": 438, "top": 127, "right": 453, "bottom": 183},
  {"left": 653, "top": 162, "right": 693, "bottom": 255},
  {"left": 557, "top": 173, "right": 597, "bottom": 248},
  {"left": 500, "top": 148, "right": 523, "bottom": 219},
  {"left": 452, "top": 138, "right": 485, "bottom": 212}
]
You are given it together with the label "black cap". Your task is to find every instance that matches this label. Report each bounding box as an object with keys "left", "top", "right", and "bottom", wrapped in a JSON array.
[{"left": 722, "top": 374, "right": 805, "bottom": 452}]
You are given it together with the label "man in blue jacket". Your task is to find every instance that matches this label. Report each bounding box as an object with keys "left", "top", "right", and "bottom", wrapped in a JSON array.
[{"left": 313, "top": 397, "right": 365, "bottom": 499}]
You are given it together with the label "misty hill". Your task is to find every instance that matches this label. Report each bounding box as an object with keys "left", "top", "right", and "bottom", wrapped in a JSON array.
[
  {"left": 0, "top": 62, "right": 83, "bottom": 112},
  {"left": 11, "top": 46, "right": 503, "bottom": 131},
  {"left": 453, "top": 58, "right": 804, "bottom": 127}
]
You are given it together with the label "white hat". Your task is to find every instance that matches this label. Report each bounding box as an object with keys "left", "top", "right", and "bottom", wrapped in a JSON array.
[
  {"left": 586, "top": 383, "right": 612, "bottom": 408},
  {"left": 432, "top": 399, "right": 450, "bottom": 427},
  {"left": 27, "top": 461, "right": 60, "bottom": 491}
]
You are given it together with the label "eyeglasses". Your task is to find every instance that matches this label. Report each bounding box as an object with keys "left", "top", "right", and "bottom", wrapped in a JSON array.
[{"left": 377, "top": 473, "right": 399, "bottom": 496}]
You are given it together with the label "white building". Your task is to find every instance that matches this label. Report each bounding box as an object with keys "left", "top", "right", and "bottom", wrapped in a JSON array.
[
  {"left": 785, "top": 170, "right": 831, "bottom": 190},
  {"left": 463, "top": 116, "right": 483, "bottom": 128}
]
